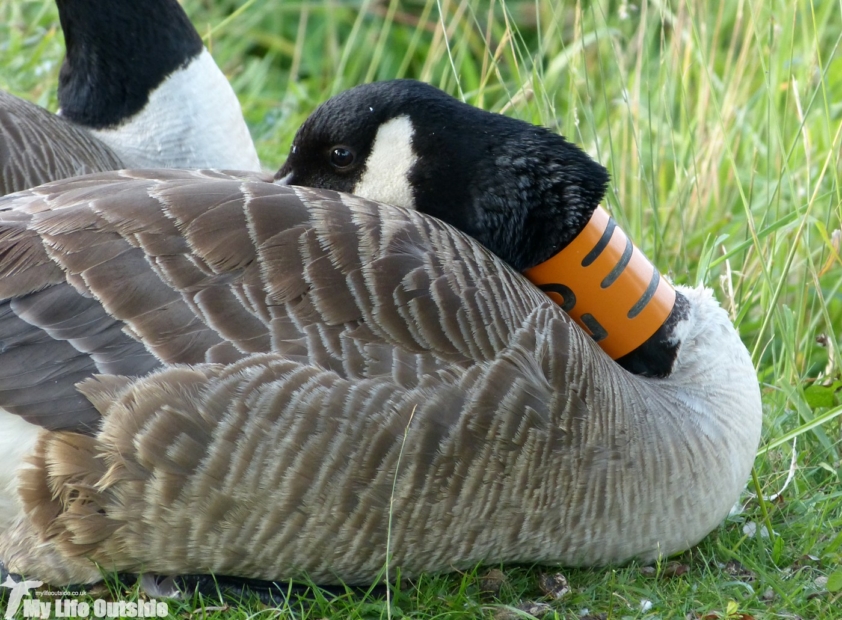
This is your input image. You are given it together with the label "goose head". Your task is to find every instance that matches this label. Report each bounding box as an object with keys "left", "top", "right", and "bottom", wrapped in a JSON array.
[
  {"left": 277, "top": 80, "right": 684, "bottom": 377},
  {"left": 55, "top": 0, "right": 260, "bottom": 171},
  {"left": 276, "top": 80, "right": 608, "bottom": 272}
]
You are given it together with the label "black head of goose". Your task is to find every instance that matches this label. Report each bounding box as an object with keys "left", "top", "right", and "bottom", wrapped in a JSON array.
[
  {"left": 277, "top": 79, "right": 684, "bottom": 378},
  {"left": 0, "top": 83, "right": 760, "bottom": 588},
  {"left": 0, "top": 0, "right": 260, "bottom": 197}
]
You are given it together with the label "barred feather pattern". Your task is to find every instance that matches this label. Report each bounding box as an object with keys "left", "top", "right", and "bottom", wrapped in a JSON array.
[
  {"left": 0, "top": 170, "right": 761, "bottom": 585},
  {"left": 0, "top": 92, "right": 123, "bottom": 197}
]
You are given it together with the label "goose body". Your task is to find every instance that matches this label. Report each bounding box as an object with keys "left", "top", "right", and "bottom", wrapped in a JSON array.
[
  {"left": 0, "top": 172, "right": 761, "bottom": 586},
  {"left": 0, "top": 0, "right": 260, "bottom": 197},
  {"left": 0, "top": 81, "right": 762, "bottom": 587},
  {"left": 0, "top": 90, "right": 123, "bottom": 195}
]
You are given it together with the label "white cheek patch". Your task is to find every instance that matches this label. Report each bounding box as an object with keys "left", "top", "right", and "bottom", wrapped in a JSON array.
[
  {"left": 91, "top": 49, "right": 261, "bottom": 171},
  {"left": 353, "top": 115, "right": 418, "bottom": 209},
  {"left": 274, "top": 172, "right": 293, "bottom": 186}
]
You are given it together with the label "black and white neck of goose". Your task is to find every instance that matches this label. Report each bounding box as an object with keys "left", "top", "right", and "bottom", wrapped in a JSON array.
[
  {"left": 56, "top": 0, "right": 260, "bottom": 170},
  {"left": 276, "top": 79, "right": 687, "bottom": 378}
]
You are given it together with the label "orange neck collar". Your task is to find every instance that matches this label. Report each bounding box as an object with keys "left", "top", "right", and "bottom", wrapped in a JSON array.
[{"left": 523, "top": 206, "right": 675, "bottom": 360}]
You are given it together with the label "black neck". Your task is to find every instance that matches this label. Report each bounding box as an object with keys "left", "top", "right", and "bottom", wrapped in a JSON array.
[
  {"left": 56, "top": 0, "right": 203, "bottom": 129},
  {"left": 409, "top": 133, "right": 608, "bottom": 273},
  {"left": 615, "top": 291, "right": 687, "bottom": 378}
]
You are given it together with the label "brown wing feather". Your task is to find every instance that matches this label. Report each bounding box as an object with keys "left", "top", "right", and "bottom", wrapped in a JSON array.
[
  {"left": 0, "top": 171, "right": 599, "bottom": 582},
  {"left": 0, "top": 92, "right": 124, "bottom": 196}
]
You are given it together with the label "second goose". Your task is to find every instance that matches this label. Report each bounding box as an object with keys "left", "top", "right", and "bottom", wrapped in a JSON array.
[{"left": 0, "top": 0, "right": 260, "bottom": 196}]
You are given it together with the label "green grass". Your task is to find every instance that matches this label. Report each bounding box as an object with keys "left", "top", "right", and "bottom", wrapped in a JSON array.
[{"left": 2, "top": 0, "right": 842, "bottom": 617}]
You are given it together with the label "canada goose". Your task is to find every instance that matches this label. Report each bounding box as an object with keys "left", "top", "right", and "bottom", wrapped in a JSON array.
[
  {"left": 0, "top": 0, "right": 260, "bottom": 196},
  {"left": 0, "top": 82, "right": 761, "bottom": 587}
]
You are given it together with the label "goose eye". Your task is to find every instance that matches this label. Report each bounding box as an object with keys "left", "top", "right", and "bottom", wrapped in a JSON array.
[{"left": 330, "top": 146, "right": 355, "bottom": 169}]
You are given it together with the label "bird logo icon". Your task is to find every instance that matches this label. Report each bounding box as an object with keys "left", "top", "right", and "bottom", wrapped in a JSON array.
[{"left": 1, "top": 574, "right": 43, "bottom": 619}]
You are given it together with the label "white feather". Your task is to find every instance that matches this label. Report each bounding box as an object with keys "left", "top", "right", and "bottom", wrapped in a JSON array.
[
  {"left": 90, "top": 49, "right": 261, "bottom": 171},
  {"left": 0, "top": 409, "right": 41, "bottom": 533}
]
